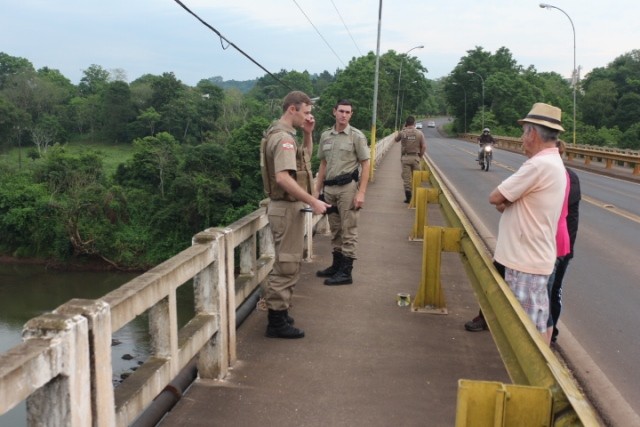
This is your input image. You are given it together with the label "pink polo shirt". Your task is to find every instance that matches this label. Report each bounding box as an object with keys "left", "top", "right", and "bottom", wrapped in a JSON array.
[
  {"left": 494, "top": 147, "right": 567, "bottom": 275},
  {"left": 556, "top": 171, "right": 571, "bottom": 257}
]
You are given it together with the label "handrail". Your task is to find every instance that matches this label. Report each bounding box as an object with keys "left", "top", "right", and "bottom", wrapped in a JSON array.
[
  {"left": 0, "top": 131, "right": 398, "bottom": 426},
  {"left": 0, "top": 211, "right": 273, "bottom": 426},
  {"left": 461, "top": 133, "right": 640, "bottom": 176},
  {"left": 424, "top": 154, "right": 601, "bottom": 426}
]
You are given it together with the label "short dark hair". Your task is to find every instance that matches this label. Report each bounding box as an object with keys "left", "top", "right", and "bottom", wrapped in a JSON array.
[
  {"left": 282, "top": 91, "right": 313, "bottom": 112},
  {"left": 405, "top": 116, "right": 416, "bottom": 126},
  {"left": 334, "top": 99, "right": 353, "bottom": 110}
]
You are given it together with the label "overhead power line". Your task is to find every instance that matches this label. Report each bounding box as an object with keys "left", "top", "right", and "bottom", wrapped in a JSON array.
[
  {"left": 292, "top": 0, "right": 346, "bottom": 67},
  {"left": 329, "top": 0, "right": 363, "bottom": 55},
  {"left": 173, "top": 0, "right": 292, "bottom": 90}
]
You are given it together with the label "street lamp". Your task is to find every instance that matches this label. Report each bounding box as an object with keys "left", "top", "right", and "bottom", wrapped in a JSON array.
[
  {"left": 395, "top": 45, "right": 424, "bottom": 130},
  {"left": 540, "top": 3, "right": 577, "bottom": 145},
  {"left": 369, "top": 0, "right": 382, "bottom": 182},
  {"left": 466, "top": 70, "right": 485, "bottom": 130},
  {"left": 452, "top": 82, "right": 467, "bottom": 133}
]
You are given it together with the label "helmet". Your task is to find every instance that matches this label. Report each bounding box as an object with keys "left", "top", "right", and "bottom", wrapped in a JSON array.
[{"left": 483, "top": 128, "right": 490, "bottom": 133}]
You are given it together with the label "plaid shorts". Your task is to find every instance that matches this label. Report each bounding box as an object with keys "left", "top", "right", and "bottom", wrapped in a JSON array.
[{"left": 505, "top": 268, "right": 550, "bottom": 333}]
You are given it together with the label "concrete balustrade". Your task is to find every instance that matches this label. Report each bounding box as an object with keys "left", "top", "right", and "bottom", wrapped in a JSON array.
[
  {"left": 0, "top": 132, "right": 399, "bottom": 426},
  {"left": 0, "top": 312, "right": 92, "bottom": 426},
  {"left": 461, "top": 133, "right": 640, "bottom": 176}
]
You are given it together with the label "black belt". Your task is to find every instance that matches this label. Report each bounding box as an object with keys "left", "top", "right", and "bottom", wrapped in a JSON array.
[
  {"left": 404, "top": 152, "right": 421, "bottom": 155},
  {"left": 324, "top": 176, "right": 353, "bottom": 186},
  {"left": 324, "top": 170, "right": 359, "bottom": 186}
]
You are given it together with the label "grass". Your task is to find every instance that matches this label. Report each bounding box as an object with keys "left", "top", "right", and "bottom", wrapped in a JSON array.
[{"left": 0, "top": 136, "right": 136, "bottom": 177}]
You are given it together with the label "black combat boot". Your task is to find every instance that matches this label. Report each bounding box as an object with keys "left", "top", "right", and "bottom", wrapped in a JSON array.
[
  {"left": 324, "top": 256, "right": 354, "bottom": 286},
  {"left": 284, "top": 309, "right": 294, "bottom": 325},
  {"left": 266, "top": 309, "right": 305, "bottom": 339},
  {"left": 404, "top": 190, "right": 412, "bottom": 203},
  {"left": 316, "top": 250, "right": 343, "bottom": 277}
]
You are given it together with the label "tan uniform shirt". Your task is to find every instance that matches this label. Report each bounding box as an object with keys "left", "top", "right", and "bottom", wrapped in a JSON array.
[
  {"left": 397, "top": 128, "right": 425, "bottom": 155},
  {"left": 260, "top": 121, "right": 312, "bottom": 201},
  {"left": 318, "top": 125, "right": 370, "bottom": 180}
]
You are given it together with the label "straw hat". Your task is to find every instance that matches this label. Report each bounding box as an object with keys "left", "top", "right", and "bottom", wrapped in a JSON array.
[{"left": 517, "top": 103, "right": 565, "bottom": 132}]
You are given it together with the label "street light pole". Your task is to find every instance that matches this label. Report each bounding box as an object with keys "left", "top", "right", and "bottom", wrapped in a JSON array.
[
  {"left": 540, "top": 3, "right": 576, "bottom": 145},
  {"left": 395, "top": 45, "right": 424, "bottom": 130},
  {"left": 466, "top": 70, "right": 485, "bottom": 129},
  {"left": 369, "top": 0, "right": 383, "bottom": 182},
  {"left": 452, "top": 82, "right": 467, "bottom": 133}
]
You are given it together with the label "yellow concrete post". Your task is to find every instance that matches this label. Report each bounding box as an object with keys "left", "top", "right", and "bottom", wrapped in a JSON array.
[
  {"left": 410, "top": 187, "right": 428, "bottom": 240},
  {"left": 411, "top": 226, "right": 460, "bottom": 314},
  {"left": 456, "top": 379, "right": 552, "bottom": 427},
  {"left": 409, "top": 188, "right": 441, "bottom": 241},
  {"left": 409, "top": 170, "right": 430, "bottom": 208}
]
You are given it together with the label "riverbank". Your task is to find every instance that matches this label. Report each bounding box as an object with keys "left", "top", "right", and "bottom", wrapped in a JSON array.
[{"left": 0, "top": 254, "right": 147, "bottom": 272}]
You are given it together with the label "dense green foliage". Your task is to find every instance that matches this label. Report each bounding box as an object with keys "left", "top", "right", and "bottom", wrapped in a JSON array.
[
  {"left": 444, "top": 47, "right": 640, "bottom": 148},
  {"left": 1, "top": 46, "right": 638, "bottom": 268}
]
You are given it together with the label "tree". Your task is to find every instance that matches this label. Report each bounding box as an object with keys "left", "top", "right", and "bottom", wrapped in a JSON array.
[
  {"left": 30, "top": 114, "right": 62, "bottom": 156},
  {"left": 151, "top": 72, "right": 184, "bottom": 110},
  {"left": 69, "top": 94, "right": 101, "bottom": 138},
  {"left": 311, "top": 70, "right": 335, "bottom": 95},
  {"left": 582, "top": 50, "right": 640, "bottom": 134},
  {"left": 0, "top": 95, "right": 20, "bottom": 144},
  {"left": 217, "top": 87, "right": 251, "bottom": 138},
  {"left": 445, "top": 47, "right": 574, "bottom": 135},
  {"left": 101, "top": 80, "right": 134, "bottom": 142},
  {"left": 117, "top": 132, "right": 180, "bottom": 198},
  {"left": 194, "top": 80, "right": 224, "bottom": 139},
  {"left": 0, "top": 52, "right": 34, "bottom": 89},
  {"left": 224, "top": 117, "right": 269, "bottom": 208},
  {"left": 78, "top": 64, "right": 110, "bottom": 96},
  {"left": 137, "top": 107, "right": 161, "bottom": 136},
  {"left": 620, "top": 122, "right": 640, "bottom": 149},
  {"left": 613, "top": 92, "right": 640, "bottom": 132},
  {"left": 311, "top": 51, "right": 433, "bottom": 135},
  {"left": 581, "top": 80, "right": 617, "bottom": 128}
]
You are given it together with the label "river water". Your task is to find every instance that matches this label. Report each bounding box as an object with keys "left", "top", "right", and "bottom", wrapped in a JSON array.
[{"left": 0, "top": 262, "right": 192, "bottom": 426}]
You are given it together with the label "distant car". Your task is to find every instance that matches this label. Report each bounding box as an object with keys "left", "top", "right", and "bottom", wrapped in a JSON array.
[
  {"left": 427, "top": 121, "right": 436, "bottom": 128},
  {"left": 415, "top": 122, "right": 423, "bottom": 129}
]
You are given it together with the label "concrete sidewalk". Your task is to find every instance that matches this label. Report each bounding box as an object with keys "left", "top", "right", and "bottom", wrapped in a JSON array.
[{"left": 159, "top": 142, "right": 509, "bottom": 427}]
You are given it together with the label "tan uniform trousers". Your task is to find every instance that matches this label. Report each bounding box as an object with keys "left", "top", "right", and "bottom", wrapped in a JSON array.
[
  {"left": 264, "top": 199, "right": 305, "bottom": 310},
  {"left": 323, "top": 180, "right": 359, "bottom": 259},
  {"left": 401, "top": 154, "right": 422, "bottom": 192}
]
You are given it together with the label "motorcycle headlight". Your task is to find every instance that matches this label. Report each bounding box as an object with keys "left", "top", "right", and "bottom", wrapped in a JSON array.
[{"left": 484, "top": 145, "right": 492, "bottom": 152}]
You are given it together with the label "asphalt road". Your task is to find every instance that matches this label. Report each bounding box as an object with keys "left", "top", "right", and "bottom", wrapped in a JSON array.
[{"left": 420, "top": 119, "right": 640, "bottom": 423}]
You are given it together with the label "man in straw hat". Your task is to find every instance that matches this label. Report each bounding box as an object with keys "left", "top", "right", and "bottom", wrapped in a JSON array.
[{"left": 488, "top": 102, "right": 567, "bottom": 344}]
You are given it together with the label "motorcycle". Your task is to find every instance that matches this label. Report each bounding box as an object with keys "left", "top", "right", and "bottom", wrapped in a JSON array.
[{"left": 478, "top": 144, "right": 493, "bottom": 171}]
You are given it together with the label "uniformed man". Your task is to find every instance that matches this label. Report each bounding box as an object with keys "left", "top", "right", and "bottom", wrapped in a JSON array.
[
  {"left": 315, "top": 99, "right": 370, "bottom": 286},
  {"left": 260, "top": 91, "right": 330, "bottom": 339},
  {"left": 394, "top": 115, "right": 426, "bottom": 203}
]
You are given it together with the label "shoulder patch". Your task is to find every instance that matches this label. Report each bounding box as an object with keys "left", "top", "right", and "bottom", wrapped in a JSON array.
[{"left": 281, "top": 142, "right": 295, "bottom": 150}]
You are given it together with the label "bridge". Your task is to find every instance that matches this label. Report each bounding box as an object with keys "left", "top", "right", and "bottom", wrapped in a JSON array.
[{"left": 1, "top": 127, "right": 639, "bottom": 426}]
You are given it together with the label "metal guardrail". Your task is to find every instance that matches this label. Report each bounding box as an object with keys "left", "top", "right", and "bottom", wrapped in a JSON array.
[
  {"left": 461, "top": 133, "right": 640, "bottom": 176},
  {"left": 423, "top": 154, "right": 601, "bottom": 426}
]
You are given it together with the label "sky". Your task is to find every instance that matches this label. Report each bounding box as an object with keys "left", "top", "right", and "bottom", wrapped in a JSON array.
[{"left": 1, "top": 0, "right": 639, "bottom": 87}]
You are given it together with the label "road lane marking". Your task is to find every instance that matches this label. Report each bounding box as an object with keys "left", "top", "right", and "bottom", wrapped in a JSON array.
[{"left": 582, "top": 195, "right": 640, "bottom": 225}]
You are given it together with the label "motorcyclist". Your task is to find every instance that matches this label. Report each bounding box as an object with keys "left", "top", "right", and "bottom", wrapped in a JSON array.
[{"left": 477, "top": 128, "right": 496, "bottom": 162}]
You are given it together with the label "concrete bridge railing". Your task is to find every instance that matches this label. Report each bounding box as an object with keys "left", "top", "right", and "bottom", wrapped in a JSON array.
[
  {"left": 461, "top": 133, "right": 640, "bottom": 176},
  {"left": 0, "top": 132, "right": 397, "bottom": 427}
]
